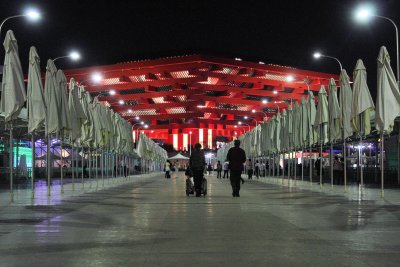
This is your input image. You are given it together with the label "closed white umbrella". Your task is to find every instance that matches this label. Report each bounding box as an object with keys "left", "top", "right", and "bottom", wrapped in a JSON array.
[
  {"left": 56, "top": 70, "right": 72, "bottom": 193},
  {"left": 0, "top": 30, "right": 26, "bottom": 122},
  {"left": 27, "top": 46, "right": 46, "bottom": 198},
  {"left": 339, "top": 70, "right": 353, "bottom": 139},
  {"left": 44, "top": 59, "right": 59, "bottom": 196},
  {"left": 314, "top": 85, "right": 329, "bottom": 188},
  {"left": 68, "top": 78, "right": 87, "bottom": 191},
  {"left": 351, "top": 59, "right": 375, "bottom": 135},
  {"left": 351, "top": 59, "right": 375, "bottom": 187},
  {"left": 339, "top": 69, "right": 353, "bottom": 191},
  {"left": 302, "top": 90, "right": 317, "bottom": 186},
  {"left": 328, "top": 78, "right": 341, "bottom": 188},
  {"left": 27, "top": 46, "right": 46, "bottom": 134},
  {"left": 68, "top": 78, "right": 86, "bottom": 143},
  {"left": 0, "top": 30, "right": 26, "bottom": 201},
  {"left": 328, "top": 78, "right": 341, "bottom": 142},
  {"left": 376, "top": 46, "right": 400, "bottom": 198}
]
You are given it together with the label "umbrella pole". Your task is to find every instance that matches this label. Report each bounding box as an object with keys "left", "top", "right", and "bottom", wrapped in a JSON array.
[
  {"left": 320, "top": 126, "right": 323, "bottom": 189},
  {"left": 95, "top": 148, "right": 98, "bottom": 190},
  {"left": 88, "top": 148, "right": 91, "bottom": 188},
  {"left": 301, "top": 147, "right": 304, "bottom": 183},
  {"left": 343, "top": 138, "right": 347, "bottom": 192},
  {"left": 282, "top": 153, "right": 285, "bottom": 185},
  {"left": 9, "top": 124, "right": 14, "bottom": 202},
  {"left": 31, "top": 133, "right": 35, "bottom": 199},
  {"left": 381, "top": 133, "right": 385, "bottom": 198},
  {"left": 60, "top": 137, "right": 64, "bottom": 194},
  {"left": 81, "top": 147, "right": 85, "bottom": 190},
  {"left": 101, "top": 150, "right": 104, "bottom": 187},
  {"left": 360, "top": 113, "right": 364, "bottom": 188},
  {"left": 272, "top": 154, "right": 275, "bottom": 177},
  {"left": 71, "top": 146, "right": 75, "bottom": 192},
  {"left": 47, "top": 135, "right": 51, "bottom": 197},
  {"left": 330, "top": 141, "right": 333, "bottom": 190},
  {"left": 294, "top": 150, "right": 297, "bottom": 185},
  {"left": 398, "top": 136, "right": 399, "bottom": 185},
  {"left": 309, "top": 144, "right": 313, "bottom": 187}
]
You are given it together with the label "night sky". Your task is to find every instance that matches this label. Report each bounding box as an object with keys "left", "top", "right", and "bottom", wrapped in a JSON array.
[{"left": 0, "top": 0, "right": 399, "bottom": 98}]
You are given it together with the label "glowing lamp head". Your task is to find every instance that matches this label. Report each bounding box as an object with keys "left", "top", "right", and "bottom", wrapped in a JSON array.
[
  {"left": 262, "top": 99, "right": 268, "bottom": 104},
  {"left": 144, "top": 124, "right": 149, "bottom": 129},
  {"left": 313, "top": 52, "right": 322, "bottom": 59},
  {"left": 91, "top": 73, "right": 103, "bottom": 83},
  {"left": 251, "top": 109, "right": 256, "bottom": 113},
  {"left": 69, "top": 51, "right": 80, "bottom": 61},
  {"left": 25, "top": 8, "right": 41, "bottom": 21},
  {"left": 135, "top": 116, "right": 140, "bottom": 120},
  {"left": 140, "top": 121, "right": 144, "bottom": 125},
  {"left": 109, "top": 90, "right": 116, "bottom": 96},
  {"left": 238, "top": 121, "right": 242, "bottom": 125},
  {"left": 127, "top": 109, "right": 133, "bottom": 113},
  {"left": 355, "top": 4, "right": 374, "bottom": 22},
  {"left": 244, "top": 116, "right": 248, "bottom": 119},
  {"left": 118, "top": 100, "right": 124, "bottom": 105},
  {"left": 189, "top": 131, "right": 192, "bottom": 134},
  {"left": 234, "top": 125, "right": 238, "bottom": 128}
]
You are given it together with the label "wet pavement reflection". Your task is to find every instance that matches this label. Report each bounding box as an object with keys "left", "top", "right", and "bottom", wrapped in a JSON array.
[{"left": 0, "top": 173, "right": 399, "bottom": 266}]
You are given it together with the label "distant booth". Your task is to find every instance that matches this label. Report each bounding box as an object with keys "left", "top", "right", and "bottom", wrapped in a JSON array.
[{"left": 168, "top": 153, "right": 190, "bottom": 171}]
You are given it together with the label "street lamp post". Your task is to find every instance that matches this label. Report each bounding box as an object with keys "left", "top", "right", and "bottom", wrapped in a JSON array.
[
  {"left": 238, "top": 121, "right": 251, "bottom": 131},
  {"left": 189, "top": 131, "right": 192, "bottom": 155},
  {"left": 313, "top": 52, "right": 343, "bottom": 71},
  {"left": 355, "top": 5, "right": 399, "bottom": 82},
  {"left": 53, "top": 51, "right": 81, "bottom": 63},
  {"left": 0, "top": 9, "right": 41, "bottom": 38}
]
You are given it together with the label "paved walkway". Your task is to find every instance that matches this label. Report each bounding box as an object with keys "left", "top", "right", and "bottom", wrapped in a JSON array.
[{"left": 0, "top": 173, "right": 400, "bottom": 266}]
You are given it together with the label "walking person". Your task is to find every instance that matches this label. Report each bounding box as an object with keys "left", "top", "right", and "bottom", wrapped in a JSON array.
[
  {"left": 223, "top": 161, "right": 229, "bottom": 179},
  {"left": 227, "top": 139, "right": 246, "bottom": 197},
  {"left": 165, "top": 160, "right": 171, "bottom": 179},
  {"left": 246, "top": 159, "right": 253, "bottom": 179},
  {"left": 189, "top": 143, "right": 206, "bottom": 197},
  {"left": 216, "top": 160, "right": 222, "bottom": 178},
  {"left": 333, "top": 156, "right": 343, "bottom": 185},
  {"left": 207, "top": 163, "right": 213, "bottom": 175},
  {"left": 254, "top": 160, "right": 260, "bottom": 179}
]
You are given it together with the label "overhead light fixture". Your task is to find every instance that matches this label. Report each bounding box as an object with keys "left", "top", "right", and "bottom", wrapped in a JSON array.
[
  {"left": 244, "top": 116, "right": 248, "bottom": 119},
  {"left": 109, "top": 90, "right": 116, "bottom": 96},
  {"left": 262, "top": 99, "right": 268, "bottom": 104},
  {"left": 313, "top": 52, "right": 322, "bottom": 59},
  {"left": 135, "top": 116, "right": 140, "bottom": 120},
  {"left": 118, "top": 100, "right": 124, "bottom": 105},
  {"left": 273, "top": 91, "right": 278, "bottom": 95},
  {"left": 235, "top": 57, "right": 242, "bottom": 61},
  {"left": 127, "top": 109, "right": 133, "bottom": 113},
  {"left": 251, "top": 109, "right": 256, "bottom": 113},
  {"left": 238, "top": 121, "right": 242, "bottom": 125},
  {"left": 354, "top": 4, "right": 374, "bottom": 22},
  {"left": 286, "top": 75, "right": 294, "bottom": 82},
  {"left": 259, "top": 61, "right": 265, "bottom": 64},
  {"left": 25, "top": 8, "right": 41, "bottom": 21},
  {"left": 69, "top": 51, "right": 80, "bottom": 61}
]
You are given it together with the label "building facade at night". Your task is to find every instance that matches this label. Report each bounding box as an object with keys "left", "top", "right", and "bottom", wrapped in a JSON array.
[{"left": 64, "top": 55, "right": 337, "bottom": 151}]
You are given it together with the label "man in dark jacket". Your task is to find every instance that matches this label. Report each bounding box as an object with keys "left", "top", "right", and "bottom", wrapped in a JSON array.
[
  {"left": 189, "top": 143, "right": 206, "bottom": 197},
  {"left": 226, "top": 139, "right": 246, "bottom": 197}
]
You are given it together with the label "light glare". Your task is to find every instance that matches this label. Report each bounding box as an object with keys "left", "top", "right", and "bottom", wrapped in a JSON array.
[
  {"left": 109, "top": 90, "right": 116, "bottom": 96},
  {"left": 118, "top": 100, "right": 124, "bottom": 105},
  {"left": 25, "top": 9, "right": 41, "bottom": 21},
  {"left": 286, "top": 75, "right": 294, "bottom": 82},
  {"left": 313, "top": 52, "right": 322, "bottom": 59},
  {"left": 355, "top": 5, "right": 374, "bottom": 22},
  {"left": 69, "top": 51, "right": 80, "bottom": 60},
  {"left": 92, "top": 73, "right": 102, "bottom": 83}
]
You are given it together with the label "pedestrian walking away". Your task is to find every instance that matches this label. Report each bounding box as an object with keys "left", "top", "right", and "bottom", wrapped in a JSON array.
[
  {"left": 226, "top": 139, "right": 246, "bottom": 197},
  {"left": 254, "top": 160, "right": 260, "bottom": 179},
  {"left": 216, "top": 160, "right": 222, "bottom": 178},
  {"left": 223, "top": 161, "right": 229, "bottom": 179},
  {"left": 246, "top": 159, "right": 253, "bottom": 179},
  {"left": 189, "top": 143, "right": 206, "bottom": 197}
]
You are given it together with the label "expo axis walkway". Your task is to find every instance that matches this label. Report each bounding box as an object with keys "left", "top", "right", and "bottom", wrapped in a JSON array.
[{"left": 0, "top": 173, "right": 399, "bottom": 266}]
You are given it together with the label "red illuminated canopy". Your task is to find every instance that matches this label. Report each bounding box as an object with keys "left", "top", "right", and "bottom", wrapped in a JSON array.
[{"left": 64, "top": 55, "right": 338, "bottom": 146}]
